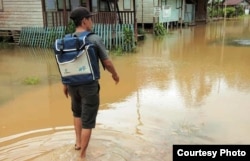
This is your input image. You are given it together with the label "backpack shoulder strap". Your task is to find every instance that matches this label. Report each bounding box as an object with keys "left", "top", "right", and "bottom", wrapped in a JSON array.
[
  {"left": 64, "top": 34, "right": 72, "bottom": 38},
  {"left": 78, "top": 31, "right": 95, "bottom": 45},
  {"left": 80, "top": 32, "right": 106, "bottom": 70}
]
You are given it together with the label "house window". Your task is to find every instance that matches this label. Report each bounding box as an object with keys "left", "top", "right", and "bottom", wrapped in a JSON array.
[
  {"left": 92, "top": 0, "right": 98, "bottom": 12},
  {"left": 71, "top": 0, "right": 81, "bottom": 10},
  {"left": 45, "top": 0, "right": 57, "bottom": 11},
  {"left": 124, "top": 0, "right": 131, "bottom": 10},
  {"left": 57, "top": 0, "right": 71, "bottom": 11},
  {"left": 0, "top": 0, "right": 3, "bottom": 11},
  {"left": 100, "top": 1, "right": 109, "bottom": 11},
  {"left": 161, "top": 0, "right": 167, "bottom": 6},
  {"left": 161, "top": 0, "right": 168, "bottom": 10},
  {"left": 45, "top": 0, "right": 71, "bottom": 11},
  {"left": 90, "top": 0, "right": 115, "bottom": 12},
  {"left": 80, "top": 0, "right": 87, "bottom": 7}
]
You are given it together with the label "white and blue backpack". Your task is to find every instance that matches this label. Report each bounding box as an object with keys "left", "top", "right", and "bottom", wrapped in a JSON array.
[{"left": 54, "top": 31, "right": 101, "bottom": 85}]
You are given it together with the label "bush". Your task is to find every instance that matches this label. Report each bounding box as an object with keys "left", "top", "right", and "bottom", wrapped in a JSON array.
[
  {"left": 208, "top": 6, "right": 244, "bottom": 18},
  {"left": 153, "top": 23, "right": 166, "bottom": 36},
  {"left": 110, "top": 46, "right": 123, "bottom": 55},
  {"left": 223, "top": 7, "right": 236, "bottom": 18},
  {"left": 66, "top": 20, "right": 76, "bottom": 34},
  {"left": 209, "top": 8, "right": 224, "bottom": 17},
  {"left": 236, "top": 6, "right": 244, "bottom": 16},
  {"left": 123, "top": 27, "right": 135, "bottom": 52},
  {"left": 138, "top": 27, "right": 145, "bottom": 35}
]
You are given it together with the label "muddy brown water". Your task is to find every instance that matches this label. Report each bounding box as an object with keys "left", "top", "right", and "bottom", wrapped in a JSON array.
[{"left": 1, "top": 18, "right": 250, "bottom": 161}]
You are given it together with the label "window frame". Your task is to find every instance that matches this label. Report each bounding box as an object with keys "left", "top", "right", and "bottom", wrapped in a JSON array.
[
  {"left": 57, "top": 0, "right": 71, "bottom": 11},
  {"left": 123, "top": 0, "right": 131, "bottom": 10},
  {"left": 0, "top": 0, "right": 3, "bottom": 11},
  {"left": 161, "top": 0, "right": 168, "bottom": 6},
  {"left": 91, "top": 0, "right": 98, "bottom": 12},
  {"left": 45, "top": 0, "right": 57, "bottom": 11},
  {"left": 99, "top": 0, "right": 109, "bottom": 12}
]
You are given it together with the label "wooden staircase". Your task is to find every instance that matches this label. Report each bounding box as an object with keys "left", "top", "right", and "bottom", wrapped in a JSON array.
[
  {"left": 11, "top": 30, "right": 21, "bottom": 44},
  {"left": 0, "top": 30, "right": 20, "bottom": 44}
]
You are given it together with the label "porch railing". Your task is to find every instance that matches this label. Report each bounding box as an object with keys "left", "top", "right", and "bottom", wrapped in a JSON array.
[
  {"left": 118, "top": 11, "right": 135, "bottom": 24},
  {"left": 92, "top": 11, "right": 135, "bottom": 24},
  {"left": 43, "top": 11, "right": 135, "bottom": 27},
  {"left": 43, "top": 11, "right": 70, "bottom": 27},
  {"left": 92, "top": 12, "right": 117, "bottom": 24}
]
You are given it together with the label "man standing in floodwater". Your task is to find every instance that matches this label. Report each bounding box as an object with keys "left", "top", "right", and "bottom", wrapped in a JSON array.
[{"left": 63, "top": 7, "right": 119, "bottom": 159}]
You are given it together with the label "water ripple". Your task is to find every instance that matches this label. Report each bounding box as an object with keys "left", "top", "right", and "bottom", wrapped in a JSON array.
[{"left": 0, "top": 127, "right": 167, "bottom": 161}]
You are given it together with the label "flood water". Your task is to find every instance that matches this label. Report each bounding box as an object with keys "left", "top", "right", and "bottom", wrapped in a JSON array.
[{"left": 1, "top": 17, "right": 250, "bottom": 161}]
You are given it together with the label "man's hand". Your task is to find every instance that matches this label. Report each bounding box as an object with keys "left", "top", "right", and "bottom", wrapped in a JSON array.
[
  {"left": 112, "top": 74, "right": 119, "bottom": 84},
  {"left": 63, "top": 85, "right": 68, "bottom": 98},
  {"left": 102, "top": 59, "right": 119, "bottom": 84}
]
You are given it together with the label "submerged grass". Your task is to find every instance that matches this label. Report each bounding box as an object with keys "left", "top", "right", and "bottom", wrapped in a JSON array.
[{"left": 23, "top": 76, "right": 40, "bottom": 85}]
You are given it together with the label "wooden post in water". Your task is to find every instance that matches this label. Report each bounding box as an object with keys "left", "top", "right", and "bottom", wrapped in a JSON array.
[
  {"left": 41, "top": 0, "right": 47, "bottom": 27},
  {"left": 133, "top": 0, "right": 137, "bottom": 42}
]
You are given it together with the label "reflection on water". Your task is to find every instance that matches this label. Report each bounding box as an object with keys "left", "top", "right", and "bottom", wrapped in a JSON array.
[
  {"left": 1, "top": 17, "right": 250, "bottom": 160},
  {"left": 232, "top": 39, "right": 250, "bottom": 46}
]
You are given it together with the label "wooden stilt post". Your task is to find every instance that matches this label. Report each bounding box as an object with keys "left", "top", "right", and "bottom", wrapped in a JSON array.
[{"left": 63, "top": 0, "right": 67, "bottom": 26}]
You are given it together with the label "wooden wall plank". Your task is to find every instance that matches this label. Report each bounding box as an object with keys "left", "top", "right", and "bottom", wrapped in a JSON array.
[{"left": 0, "top": 0, "right": 44, "bottom": 31}]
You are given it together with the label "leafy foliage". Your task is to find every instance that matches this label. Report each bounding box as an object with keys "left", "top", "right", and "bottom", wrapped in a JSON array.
[
  {"left": 223, "top": 7, "right": 236, "bottom": 18},
  {"left": 153, "top": 23, "right": 167, "bottom": 36},
  {"left": 66, "top": 20, "right": 76, "bottom": 34},
  {"left": 123, "top": 27, "right": 136, "bottom": 52},
  {"left": 138, "top": 28, "right": 145, "bottom": 35},
  {"left": 208, "top": 7, "right": 224, "bottom": 17},
  {"left": 235, "top": 6, "right": 244, "bottom": 16},
  {"left": 208, "top": 5, "right": 245, "bottom": 18},
  {"left": 110, "top": 46, "right": 123, "bottom": 55}
]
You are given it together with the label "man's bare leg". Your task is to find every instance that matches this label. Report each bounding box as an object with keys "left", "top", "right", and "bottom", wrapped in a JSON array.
[
  {"left": 74, "top": 117, "right": 82, "bottom": 149},
  {"left": 80, "top": 129, "right": 92, "bottom": 158}
]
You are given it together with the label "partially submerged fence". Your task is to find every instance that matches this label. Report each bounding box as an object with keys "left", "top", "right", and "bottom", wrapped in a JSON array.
[
  {"left": 19, "top": 24, "right": 135, "bottom": 51},
  {"left": 19, "top": 26, "right": 65, "bottom": 48},
  {"left": 93, "top": 23, "right": 135, "bottom": 51}
]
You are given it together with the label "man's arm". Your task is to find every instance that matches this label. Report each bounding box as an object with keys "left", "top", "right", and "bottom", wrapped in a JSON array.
[
  {"left": 63, "top": 84, "right": 68, "bottom": 98},
  {"left": 88, "top": 34, "right": 119, "bottom": 84},
  {"left": 102, "top": 59, "right": 119, "bottom": 84}
]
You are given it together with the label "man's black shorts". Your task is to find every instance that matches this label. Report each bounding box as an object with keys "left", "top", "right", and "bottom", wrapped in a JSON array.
[{"left": 68, "top": 81, "right": 100, "bottom": 129}]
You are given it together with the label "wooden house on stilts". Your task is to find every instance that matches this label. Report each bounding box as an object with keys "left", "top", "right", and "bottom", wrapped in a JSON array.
[{"left": 0, "top": 0, "right": 137, "bottom": 49}]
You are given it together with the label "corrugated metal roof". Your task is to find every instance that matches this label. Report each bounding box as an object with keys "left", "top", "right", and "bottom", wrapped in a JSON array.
[
  {"left": 208, "top": 0, "right": 224, "bottom": 4},
  {"left": 223, "top": 0, "right": 243, "bottom": 5}
]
